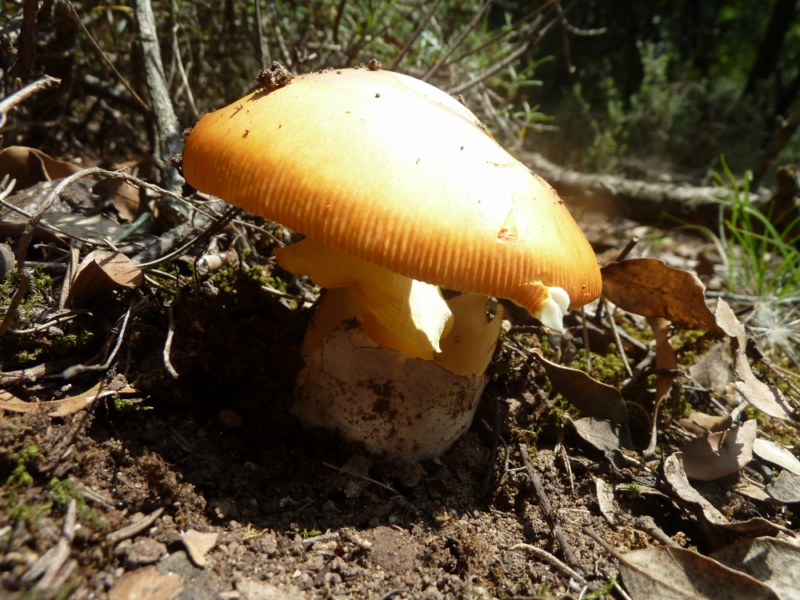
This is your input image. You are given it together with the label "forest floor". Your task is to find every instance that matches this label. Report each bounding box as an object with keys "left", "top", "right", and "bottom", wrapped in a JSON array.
[{"left": 2, "top": 168, "right": 799, "bottom": 600}]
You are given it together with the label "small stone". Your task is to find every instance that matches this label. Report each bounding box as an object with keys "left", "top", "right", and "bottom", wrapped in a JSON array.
[{"left": 115, "top": 537, "right": 167, "bottom": 568}]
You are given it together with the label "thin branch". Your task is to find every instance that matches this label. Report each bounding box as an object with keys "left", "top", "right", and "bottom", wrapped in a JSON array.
[
  {"left": 518, "top": 443, "right": 581, "bottom": 571},
  {"left": 448, "top": 28, "right": 535, "bottom": 96},
  {"left": 0, "top": 75, "right": 61, "bottom": 129},
  {"left": 163, "top": 300, "right": 180, "bottom": 379},
  {"left": 61, "top": 300, "right": 134, "bottom": 380},
  {"left": 170, "top": 23, "right": 200, "bottom": 119},
  {"left": 423, "top": 0, "right": 493, "bottom": 82},
  {"left": 510, "top": 543, "right": 584, "bottom": 582},
  {"left": 388, "top": 0, "right": 444, "bottom": 71},
  {"left": 134, "top": 205, "right": 238, "bottom": 269},
  {"left": 66, "top": 1, "right": 151, "bottom": 114}
]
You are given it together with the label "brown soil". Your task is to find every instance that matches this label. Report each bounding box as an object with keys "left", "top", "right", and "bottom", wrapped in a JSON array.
[{"left": 1, "top": 215, "right": 795, "bottom": 600}]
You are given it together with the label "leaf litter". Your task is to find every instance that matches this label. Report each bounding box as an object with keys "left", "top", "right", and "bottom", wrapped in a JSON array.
[{"left": 2, "top": 120, "right": 800, "bottom": 600}]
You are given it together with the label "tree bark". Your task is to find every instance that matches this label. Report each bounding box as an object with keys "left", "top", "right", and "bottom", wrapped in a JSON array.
[
  {"left": 742, "top": 0, "right": 798, "bottom": 100},
  {"left": 134, "top": 0, "right": 183, "bottom": 194}
]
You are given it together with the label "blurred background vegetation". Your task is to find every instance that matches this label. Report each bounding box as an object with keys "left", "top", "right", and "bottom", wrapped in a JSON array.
[{"left": 3, "top": 0, "right": 799, "bottom": 188}]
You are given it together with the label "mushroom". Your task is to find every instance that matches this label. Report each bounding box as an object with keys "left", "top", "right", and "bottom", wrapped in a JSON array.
[{"left": 182, "top": 65, "right": 601, "bottom": 458}]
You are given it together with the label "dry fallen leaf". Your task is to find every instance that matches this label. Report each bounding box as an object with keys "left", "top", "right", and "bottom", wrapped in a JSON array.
[
  {"left": 752, "top": 438, "right": 800, "bottom": 477},
  {"left": 766, "top": 470, "right": 800, "bottom": 504},
  {"left": 732, "top": 477, "right": 772, "bottom": 503},
  {"left": 678, "top": 412, "right": 732, "bottom": 436},
  {"left": 0, "top": 145, "right": 82, "bottom": 190},
  {"left": 712, "top": 537, "right": 800, "bottom": 600},
  {"left": 595, "top": 477, "right": 618, "bottom": 525},
  {"left": 602, "top": 258, "right": 722, "bottom": 334},
  {"left": 680, "top": 420, "right": 757, "bottom": 481},
  {"left": 714, "top": 300, "right": 794, "bottom": 420},
  {"left": 0, "top": 382, "right": 138, "bottom": 417},
  {"left": 649, "top": 316, "right": 678, "bottom": 403},
  {"left": 664, "top": 453, "right": 789, "bottom": 542},
  {"left": 570, "top": 417, "right": 622, "bottom": 452},
  {"left": 93, "top": 178, "right": 142, "bottom": 222},
  {"left": 534, "top": 350, "right": 628, "bottom": 424},
  {"left": 664, "top": 452, "right": 729, "bottom": 525},
  {"left": 181, "top": 529, "right": 218, "bottom": 568},
  {"left": 689, "top": 341, "right": 735, "bottom": 396},
  {"left": 43, "top": 213, "right": 127, "bottom": 245},
  {"left": 619, "top": 546, "right": 780, "bottom": 600},
  {"left": 68, "top": 250, "right": 143, "bottom": 307}
]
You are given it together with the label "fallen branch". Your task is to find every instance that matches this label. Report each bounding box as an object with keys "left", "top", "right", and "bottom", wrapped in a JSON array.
[{"left": 521, "top": 151, "right": 766, "bottom": 227}]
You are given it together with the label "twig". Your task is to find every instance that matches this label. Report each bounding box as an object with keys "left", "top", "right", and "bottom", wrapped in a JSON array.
[
  {"left": 61, "top": 300, "right": 134, "bottom": 379},
  {"left": 11, "top": 0, "right": 38, "bottom": 80},
  {"left": 518, "top": 443, "right": 581, "bottom": 571},
  {"left": 602, "top": 298, "right": 633, "bottom": 378},
  {"left": 480, "top": 399, "right": 504, "bottom": 498},
  {"left": 0, "top": 357, "right": 81, "bottom": 386},
  {"left": 106, "top": 507, "right": 165, "bottom": 545},
  {"left": 21, "top": 499, "right": 77, "bottom": 589},
  {"left": 301, "top": 532, "right": 340, "bottom": 545},
  {"left": 134, "top": 205, "right": 239, "bottom": 268},
  {"left": 633, "top": 516, "right": 679, "bottom": 547},
  {"left": 170, "top": 23, "right": 199, "bottom": 120},
  {"left": 7, "top": 309, "right": 89, "bottom": 336},
  {"left": 268, "top": 0, "right": 292, "bottom": 68},
  {"left": 163, "top": 300, "right": 180, "bottom": 379},
  {"left": 580, "top": 306, "right": 592, "bottom": 372},
  {"left": 447, "top": 2, "right": 554, "bottom": 71},
  {"left": 614, "top": 236, "right": 640, "bottom": 261},
  {"left": 0, "top": 75, "right": 61, "bottom": 129},
  {"left": 58, "top": 245, "right": 80, "bottom": 309},
  {"left": 422, "top": 0, "right": 493, "bottom": 81},
  {"left": 448, "top": 31, "right": 534, "bottom": 96},
  {"left": 510, "top": 543, "right": 584, "bottom": 582},
  {"left": 448, "top": 1, "right": 569, "bottom": 96},
  {"left": 583, "top": 527, "right": 623, "bottom": 560},
  {"left": 388, "top": 0, "right": 444, "bottom": 71},
  {"left": 332, "top": 0, "right": 347, "bottom": 45},
  {"left": 322, "top": 461, "right": 400, "bottom": 495},
  {"left": 66, "top": 1, "right": 151, "bottom": 114},
  {"left": 555, "top": 431, "right": 575, "bottom": 496}
]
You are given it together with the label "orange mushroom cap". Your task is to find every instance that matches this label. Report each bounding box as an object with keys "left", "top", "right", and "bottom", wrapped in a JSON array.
[{"left": 182, "top": 67, "right": 601, "bottom": 315}]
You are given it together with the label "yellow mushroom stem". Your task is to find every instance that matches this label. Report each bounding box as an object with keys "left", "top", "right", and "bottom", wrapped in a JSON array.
[
  {"left": 275, "top": 237, "right": 572, "bottom": 366},
  {"left": 275, "top": 237, "right": 453, "bottom": 360},
  {"left": 273, "top": 236, "right": 580, "bottom": 458},
  {"left": 288, "top": 281, "right": 506, "bottom": 458}
]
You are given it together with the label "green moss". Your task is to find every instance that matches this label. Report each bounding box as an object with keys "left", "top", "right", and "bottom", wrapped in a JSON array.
[
  {"left": 570, "top": 346, "right": 629, "bottom": 388},
  {"left": 209, "top": 265, "right": 240, "bottom": 294},
  {"left": 6, "top": 445, "right": 39, "bottom": 488},
  {"left": 625, "top": 482, "right": 642, "bottom": 497},
  {"left": 49, "top": 477, "right": 106, "bottom": 533},
  {"left": 300, "top": 525, "right": 322, "bottom": 539},
  {"left": 111, "top": 397, "right": 153, "bottom": 412},
  {"left": 4, "top": 446, "right": 52, "bottom": 528},
  {"left": 584, "top": 574, "right": 617, "bottom": 599}
]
